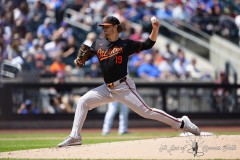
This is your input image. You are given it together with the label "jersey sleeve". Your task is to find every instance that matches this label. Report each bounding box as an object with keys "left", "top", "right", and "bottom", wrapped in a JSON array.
[{"left": 126, "top": 38, "right": 156, "bottom": 55}]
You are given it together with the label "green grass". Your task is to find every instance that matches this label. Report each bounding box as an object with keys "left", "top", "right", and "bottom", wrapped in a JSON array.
[{"left": 0, "top": 131, "right": 177, "bottom": 152}]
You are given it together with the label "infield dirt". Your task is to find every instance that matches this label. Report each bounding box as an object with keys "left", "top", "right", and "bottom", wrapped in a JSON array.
[{"left": 0, "top": 135, "right": 239, "bottom": 159}]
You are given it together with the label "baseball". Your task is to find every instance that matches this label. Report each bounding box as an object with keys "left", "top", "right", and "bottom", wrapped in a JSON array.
[{"left": 151, "top": 16, "right": 157, "bottom": 22}]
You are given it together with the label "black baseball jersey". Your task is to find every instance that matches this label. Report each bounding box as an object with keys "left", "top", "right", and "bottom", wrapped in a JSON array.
[{"left": 90, "top": 38, "right": 155, "bottom": 83}]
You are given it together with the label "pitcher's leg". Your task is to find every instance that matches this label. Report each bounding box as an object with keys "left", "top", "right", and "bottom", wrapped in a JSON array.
[
  {"left": 121, "top": 89, "right": 200, "bottom": 135},
  {"left": 70, "top": 96, "right": 89, "bottom": 138},
  {"left": 70, "top": 85, "right": 113, "bottom": 139},
  {"left": 102, "top": 101, "right": 118, "bottom": 135},
  {"left": 112, "top": 78, "right": 182, "bottom": 130},
  {"left": 118, "top": 103, "right": 129, "bottom": 134},
  {"left": 121, "top": 89, "right": 181, "bottom": 129}
]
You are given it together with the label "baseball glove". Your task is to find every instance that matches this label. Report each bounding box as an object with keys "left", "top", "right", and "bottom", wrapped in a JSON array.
[{"left": 74, "top": 44, "right": 92, "bottom": 68}]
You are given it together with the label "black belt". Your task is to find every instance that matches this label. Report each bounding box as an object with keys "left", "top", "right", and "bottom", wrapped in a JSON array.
[{"left": 106, "top": 76, "right": 127, "bottom": 88}]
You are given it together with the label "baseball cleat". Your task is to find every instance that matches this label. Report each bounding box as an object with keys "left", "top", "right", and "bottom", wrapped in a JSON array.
[
  {"left": 118, "top": 131, "right": 129, "bottom": 135},
  {"left": 58, "top": 136, "right": 82, "bottom": 147},
  {"left": 181, "top": 116, "right": 200, "bottom": 136},
  {"left": 101, "top": 132, "right": 109, "bottom": 136}
]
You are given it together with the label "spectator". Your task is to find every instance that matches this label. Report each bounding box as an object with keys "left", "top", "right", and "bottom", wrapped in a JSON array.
[
  {"left": 158, "top": 54, "right": 175, "bottom": 80},
  {"left": 17, "top": 99, "right": 39, "bottom": 114},
  {"left": 43, "top": 31, "right": 64, "bottom": 60},
  {"left": 161, "top": 43, "right": 176, "bottom": 63},
  {"left": 140, "top": 15, "right": 154, "bottom": 34},
  {"left": 152, "top": 49, "right": 163, "bottom": 67},
  {"left": 129, "top": 27, "right": 142, "bottom": 41},
  {"left": 23, "top": 32, "right": 34, "bottom": 51},
  {"left": 45, "top": 0, "right": 65, "bottom": 27},
  {"left": 190, "top": 6, "right": 208, "bottom": 32},
  {"left": 62, "top": 35, "right": 77, "bottom": 67},
  {"left": 128, "top": 51, "right": 145, "bottom": 77},
  {"left": 24, "top": 38, "right": 48, "bottom": 73},
  {"left": 37, "top": 17, "right": 55, "bottom": 41},
  {"left": 27, "top": 0, "right": 47, "bottom": 32},
  {"left": 6, "top": 39, "right": 21, "bottom": 61},
  {"left": 173, "top": 49, "right": 189, "bottom": 79},
  {"left": 22, "top": 54, "right": 36, "bottom": 71},
  {"left": 1, "top": 1, "right": 14, "bottom": 29},
  {"left": 137, "top": 53, "right": 161, "bottom": 81},
  {"left": 57, "top": 21, "right": 73, "bottom": 39},
  {"left": 5, "top": 35, "right": 25, "bottom": 67},
  {"left": 124, "top": 1, "right": 141, "bottom": 23},
  {"left": 13, "top": 1, "right": 29, "bottom": 27},
  {"left": 29, "top": 39, "right": 46, "bottom": 59},
  {"left": 49, "top": 56, "right": 66, "bottom": 76},
  {"left": 156, "top": 3, "right": 172, "bottom": 20},
  {"left": 46, "top": 94, "right": 71, "bottom": 113},
  {"left": 185, "top": 58, "right": 202, "bottom": 79},
  {"left": 172, "top": 2, "right": 186, "bottom": 21}
]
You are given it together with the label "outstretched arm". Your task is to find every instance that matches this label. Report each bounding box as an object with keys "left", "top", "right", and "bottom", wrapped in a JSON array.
[
  {"left": 125, "top": 16, "right": 160, "bottom": 55},
  {"left": 149, "top": 16, "right": 160, "bottom": 42}
]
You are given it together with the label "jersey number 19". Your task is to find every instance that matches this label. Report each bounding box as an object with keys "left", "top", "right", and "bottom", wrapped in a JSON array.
[{"left": 116, "top": 56, "right": 122, "bottom": 64}]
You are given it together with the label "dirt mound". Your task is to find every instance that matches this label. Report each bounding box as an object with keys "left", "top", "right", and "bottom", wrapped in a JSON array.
[{"left": 0, "top": 135, "right": 239, "bottom": 159}]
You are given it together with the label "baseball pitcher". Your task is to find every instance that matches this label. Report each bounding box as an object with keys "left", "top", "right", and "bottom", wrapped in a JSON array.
[{"left": 58, "top": 16, "right": 200, "bottom": 147}]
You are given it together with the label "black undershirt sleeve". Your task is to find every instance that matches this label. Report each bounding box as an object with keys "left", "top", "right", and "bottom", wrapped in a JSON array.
[
  {"left": 127, "top": 38, "right": 156, "bottom": 55},
  {"left": 141, "top": 38, "right": 156, "bottom": 50}
]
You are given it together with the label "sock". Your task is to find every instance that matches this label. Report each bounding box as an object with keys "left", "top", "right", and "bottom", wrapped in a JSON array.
[{"left": 180, "top": 120, "right": 184, "bottom": 129}]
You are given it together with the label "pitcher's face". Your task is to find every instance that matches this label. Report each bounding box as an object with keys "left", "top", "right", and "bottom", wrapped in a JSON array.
[{"left": 102, "top": 25, "right": 114, "bottom": 38}]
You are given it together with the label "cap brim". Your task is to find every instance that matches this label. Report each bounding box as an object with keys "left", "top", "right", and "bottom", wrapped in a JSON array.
[{"left": 98, "top": 23, "right": 112, "bottom": 26}]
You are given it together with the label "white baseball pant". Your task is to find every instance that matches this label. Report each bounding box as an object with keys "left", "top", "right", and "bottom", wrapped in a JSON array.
[{"left": 70, "top": 75, "right": 182, "bottom": 138}]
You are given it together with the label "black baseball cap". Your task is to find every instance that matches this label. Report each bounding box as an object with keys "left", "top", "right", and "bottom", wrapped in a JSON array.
[{"left": 98, "top": 16, "right": 120, "bottom": 26}]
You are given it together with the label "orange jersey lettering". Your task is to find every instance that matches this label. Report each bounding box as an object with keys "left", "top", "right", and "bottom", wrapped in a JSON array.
[{"left": 97, "top": 47, "right": 123, "bottom": 61}]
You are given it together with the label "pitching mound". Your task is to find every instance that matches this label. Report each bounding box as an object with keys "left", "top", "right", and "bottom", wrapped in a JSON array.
[{"left": 0, "top": 135, "right": 240, "bottom": 159}]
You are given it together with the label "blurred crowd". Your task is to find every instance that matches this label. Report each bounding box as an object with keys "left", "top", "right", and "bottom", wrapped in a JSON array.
[
  {"left": 16, "top": 87, "right": 80, "bottom": 114},
  {"left": 0, "top": 0, "right": 239, "bottom": 83},
  {"left": 0, "top": 0, "right": 238, "bottom": 114}
]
